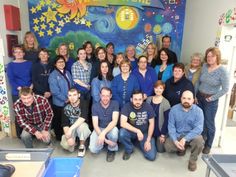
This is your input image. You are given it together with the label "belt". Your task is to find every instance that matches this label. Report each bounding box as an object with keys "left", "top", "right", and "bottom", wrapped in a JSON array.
[{"left": 199, "top": 92, "right": 213, "bottom": 98}]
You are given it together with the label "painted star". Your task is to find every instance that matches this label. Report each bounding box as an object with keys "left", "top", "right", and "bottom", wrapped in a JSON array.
[
  {"left": 36, "top": 4, "right": 42, "bottom": 11},
  {"left": 85, "top": 21, "right": 92, "bottom": 28},
  {"left": 73, "top": 18, "right": 80, "bottom": 25},
  {"left": 41, "top": 23, "right": 47, "bottom": 30},
  {"left": 38, "top": 31, "right": 44, "bottom": 37},
  {"left": 58, "top": 20, "right": 65, "bottom": 27},
  {"left": 40, "top": 15, "right": 45, "bottom": 22},
  {"left": 55, "top": 27, "right": 62, "bottom": 34},
  {"left": 64, "top": 16, "right": 70, "bottom": 23},
  {"left": 43, "top": 7, "right": 58, "bottom": 23},
  {"left": 80, "top": 18, "right": 86, "bottom": 24},
  {"left": 58, "top": 14, "right": 64, "bottom": 18},
  {"left": 45, "top": 0, "right": 51, "bottom": 5},
  {"left": 33, "top": 18, "right": 39, "bottom": 25},
  {"left": 30, "top": 7, "right": 36, "bottom": 14},
  {"left": 49, "top": 22, "right": 55, "bottom": 28},
  {"left": 47, "top": 29, "right": 53, "bottom": 36},
  {"left": 33, "top": 25, "right": 39, "bottom": 32},
  {"left": 40, "top": 0, "right": 45, "bottom": 7},
  {"left": 52, "top": 3, "right": 58, "bottom": 9}
]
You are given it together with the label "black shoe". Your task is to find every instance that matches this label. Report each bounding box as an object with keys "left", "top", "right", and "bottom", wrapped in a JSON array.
[
  {"left": 123, "top": 151, "right": 132, "bottom": 160},
  {"left": 0, "top": 164, "right": 15, "bottom": 177},
  {"left": 202, "top": 146, "right": 211, "bottom": 154},
  {"left": 106, "top": 150, "right": 115, "bottom": 162},
  {"left": 177, "top": 149, "right": 186, "bottom": 156}
]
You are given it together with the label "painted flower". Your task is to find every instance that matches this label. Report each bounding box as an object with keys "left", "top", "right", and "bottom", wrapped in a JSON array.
[{"left": 56, "top": 0, "right": 87, "bottom": 19}]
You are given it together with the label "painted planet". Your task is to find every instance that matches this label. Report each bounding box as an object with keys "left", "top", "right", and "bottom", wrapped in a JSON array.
[
  {"left": 155, "top": 14, "right": 164, "bottom": 23},
  {"left": 144, "top": 23, "right": 152, "bottom": 32},
  {"left": 162, "top": 22, "right": 173, "bottom": 34},
  {"left": 153, "top": 24, "right": 162, "bottom": 34},
  {"left": 116, "top": 6, "right": 139, "bottom": 30}
]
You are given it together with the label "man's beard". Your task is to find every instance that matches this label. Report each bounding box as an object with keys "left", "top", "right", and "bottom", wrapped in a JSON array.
[{"left": 182, "top": 102, "right": 191, "bottom": 108}]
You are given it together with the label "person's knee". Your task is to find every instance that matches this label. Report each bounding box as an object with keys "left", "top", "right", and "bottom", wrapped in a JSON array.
[
  {"left": 119, "top": 128, "right": 129, "bottom": 140},
  {"left": 145, "top": 152, "right": 156, "bottom": 161},
  {"left": 20, "top": 131, "right": 31, "bottom": 140}
]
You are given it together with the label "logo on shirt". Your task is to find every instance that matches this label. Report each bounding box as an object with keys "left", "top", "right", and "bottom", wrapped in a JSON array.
[{"left": 129, "top": 111, "right": 136, "bottom": 124}]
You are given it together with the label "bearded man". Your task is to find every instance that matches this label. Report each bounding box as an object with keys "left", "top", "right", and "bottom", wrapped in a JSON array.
[{"left": 164, "top": 90, "right": 204, "bottom": 171}]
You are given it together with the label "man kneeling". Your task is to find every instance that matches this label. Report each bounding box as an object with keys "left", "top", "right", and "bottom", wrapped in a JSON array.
[
  {"left": 60, "top": 88, "right": 91, "bottom": 157},
  {"left": 164, "top": 90, "right": 204, "bottom": 171}
]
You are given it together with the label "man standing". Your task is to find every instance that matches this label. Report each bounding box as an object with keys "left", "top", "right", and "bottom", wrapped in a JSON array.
[
  {"left": 60, "top": 88, "right": 91, "bottom": 157},
  {"left": 13, "top": 87, "right": 53, "bottom": 148},
  {"left": 160, "top": 35, "right": 178, "bottom": 64},
  {"left": 89, "top": 87, "right": 119, "bottom": 162},
  {"left": 119, "top": 90, "right": 156, "bottom": 161},
  {"left": 164, "top": 90, "right": 204, "bottom": 171}
]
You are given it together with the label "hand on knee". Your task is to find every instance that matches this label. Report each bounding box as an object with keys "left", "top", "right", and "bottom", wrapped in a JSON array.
[{"left": 67, "top": 138, "right": 75, "bottom": 146}]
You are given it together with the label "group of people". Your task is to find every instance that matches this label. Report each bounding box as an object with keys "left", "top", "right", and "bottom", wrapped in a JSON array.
[{"left": 5, "top": 31, "right": 230, "bottom": 172}]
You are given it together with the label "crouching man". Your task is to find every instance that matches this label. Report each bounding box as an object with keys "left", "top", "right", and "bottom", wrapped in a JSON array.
[
  {"left": 13, "top": 87, "right": 53, "bottom": 148},
  {"left": 164, "top": 90, "right": 204, "bottom": 171},
  {"left": 60, "top": 88, "right": 91, "bottom": 157}
]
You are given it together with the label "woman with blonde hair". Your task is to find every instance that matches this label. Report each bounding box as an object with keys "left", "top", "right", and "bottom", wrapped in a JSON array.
[
  {"left": 145, "top": 43, "right": 158, "bottom": 68},
  {"left": 23, "top": 31, "right": 40, "bottom": 62},
  {"left": 185, "top": 53, "right": 203, "bottom": 86},
  {"left": 125, "top": 45, "right": 138, "bottom": 70},
  {"left": 196, "top": 47, "right": 229, "bottom": 154},
  {"left": 57, "top": 43, "right": 75, "bottom": 73}
]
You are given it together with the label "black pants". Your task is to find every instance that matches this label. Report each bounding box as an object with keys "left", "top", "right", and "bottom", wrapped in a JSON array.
[{"left": 52, "top": 105, "right": 64, "bottom": 141}]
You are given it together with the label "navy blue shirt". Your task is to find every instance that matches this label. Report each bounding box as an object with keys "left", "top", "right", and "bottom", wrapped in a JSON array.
[
  {"left": 92, "top": 100, "right": 119, "bottom": 128},
  {"left": 121, "top": 102, "right": 155, "bottom": 133}
]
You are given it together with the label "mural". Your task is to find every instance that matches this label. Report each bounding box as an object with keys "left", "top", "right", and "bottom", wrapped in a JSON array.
[{"left": 28, "top": 0, "right": 186, "bottom": 60}]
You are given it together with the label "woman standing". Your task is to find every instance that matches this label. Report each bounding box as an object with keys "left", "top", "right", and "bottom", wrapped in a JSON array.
[
  {"left": 57, "top": 43, "right": 75, "bottom": 73},
  {"left": 185, "top": 53, "right": 203, "bottom": 86},
  {"left": 196, "top": 47, "right": 229, "bottom": 154},
  {"left": 23, "top": 31, "right": 40, "bottom": 63},
  {"left": 155, "top": 48, "right": 173, "bottom": 82},
  {"left": 112, "top": 59, "right": 140, "bottom": 108},
  {"left": 146, "top": 81, "right": 170, "bottom": 153},
  {"left": 132, "top": 55, "right": 157, "bottom": 98},
  {"left": 106, "top": 42, "right": 116, "bottom": 69},
  {"left": 49, "top": 55, "right": 73, "bottom": 140},
  {"left": 113, "top": 52, "right": 125, "bottom": 77},
  {"left": 145, "top": 43, "right": 158, "bottom": 68},
  {"left": 71, "top": 48, "right": 92, "bottom": 100},
  {"left": 91, "top": 61, "right": 113, "bottom": 103},
  {"left": 32, "top": 48, "right": 53, "bottom": 98},
  {"left": 125, "top": 45, "right": 138, "bottom": 70}
]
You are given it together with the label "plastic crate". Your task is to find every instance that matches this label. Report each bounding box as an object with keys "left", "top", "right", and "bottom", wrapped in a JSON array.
[{"left": 43, "top": 157, "right": 83, "bottom": 177}]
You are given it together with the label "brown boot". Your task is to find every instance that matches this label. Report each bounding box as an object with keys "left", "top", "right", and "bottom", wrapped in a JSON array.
[{"left": 188, "top": 160, "right": 197, "bottom": 171}]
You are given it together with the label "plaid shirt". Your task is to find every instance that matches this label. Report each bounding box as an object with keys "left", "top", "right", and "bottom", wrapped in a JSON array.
[
  {"left": 13, "top": 95, "right": 53, "bottom": 135},
  {"left": 71, "top": 61, "right": 92, "bottom": 84}
]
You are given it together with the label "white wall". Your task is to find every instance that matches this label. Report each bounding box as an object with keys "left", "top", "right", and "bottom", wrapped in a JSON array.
[{"left": 181, "top": 0, "right": 236, "bottom": 63}]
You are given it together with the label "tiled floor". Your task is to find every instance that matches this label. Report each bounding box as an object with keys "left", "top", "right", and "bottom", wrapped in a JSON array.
[{"left": 1, "top": 127, "right": 236, "bottom": 177}]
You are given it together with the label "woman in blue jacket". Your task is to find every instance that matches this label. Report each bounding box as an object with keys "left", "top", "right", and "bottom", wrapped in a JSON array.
[
  {"left": 48, "top": 55, "right": 73, "bottom": 140},
  {"left": 112, "top": 59, "right": 140, "bottom": 109},
  {"left": 155, "top": 48, "right": 173, "bottom": 82}
]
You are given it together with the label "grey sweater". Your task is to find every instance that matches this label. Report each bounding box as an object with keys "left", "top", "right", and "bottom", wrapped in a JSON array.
[{"left": 197, "top": 63, "right": 229, "bottom": 101}]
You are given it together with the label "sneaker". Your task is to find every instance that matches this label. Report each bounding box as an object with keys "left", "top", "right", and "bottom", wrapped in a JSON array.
[
  {"left": 202, "top": 146, "right": 211, "bottom": 154},
  {"left": 188, "top": 160, "right": 197, "bottom": 171},
  {"left": 176, "top": 149, "right": 186, "bottom": 156},
  {"left": 77, "top": 144, "right": 86, "bottom": 157},
  {"left": 123, "top": 151, "right": 132, "bottom": 160},
  {"left": 106, "top": 150, "right": 115, "bottom": 162}
]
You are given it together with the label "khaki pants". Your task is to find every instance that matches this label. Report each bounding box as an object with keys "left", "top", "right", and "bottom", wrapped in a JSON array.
[{"left": 164, "top": 135, "right": 204, "bottom": 161}]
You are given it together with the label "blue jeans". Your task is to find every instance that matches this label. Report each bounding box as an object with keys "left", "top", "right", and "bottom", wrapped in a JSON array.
[
  {"left": 89, "top": 127, "right": 119, "bottom": 153},
  {"left": 119, "top": 128, "right": 157, "bottom": 161},
  {"left": 197, "top": 93, "right": 218, "bottom": 148}
]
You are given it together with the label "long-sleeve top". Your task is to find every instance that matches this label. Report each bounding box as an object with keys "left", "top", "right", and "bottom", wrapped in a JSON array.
[
  {"left": 13, "top": 95, "right": 53, "bottom": 135},
  {"left": 71, "top": 61, "right": 92, "bottom": 92},
  {"left": 196, "top": 63, "right": 229, "bottom": 101},
  {"left": 112, "top": 73, "right": 140, "bottom": 108},
  {"left": 132, "top": 67, "right": 158, "bottom": 96},
  {"left": 24, "top": 49, "right": 39, "bottom": 63},
  {"left": 91, "top": 77, "right": 112, "bottom": 103},
  {"left": 163, "top": 76, "right": 194, "bottom": 106},
  {"left": 146, "top": 96, "right": 170, "bottom": 137},
  {"left": 168, "top": 104, "right": 204, "bottom": 142},
  {"left": 154, "top": 64, "right": 173, "bottom": 82},
  {"left": 112, "top": 66, "right": 121, "bottom": 77},
  {"left": 7, "top": 61, "right": 32, "bottom": 96},
  {"left": 65, "top": 57, "right": 75, "bottom": 73},
  {"left": 48, "top": 69, "right": 73, "bottom": 107},
  {"left": 185, "top": 65, "right": 202, "bottom": 86},
  {"left": 32, "top": 62, "right": 53, "bottom": 95}
]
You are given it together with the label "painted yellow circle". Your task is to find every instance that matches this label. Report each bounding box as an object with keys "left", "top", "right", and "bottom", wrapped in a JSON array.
[{"left": 116, "top": 6, "right": 139, "bottom": 30}]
